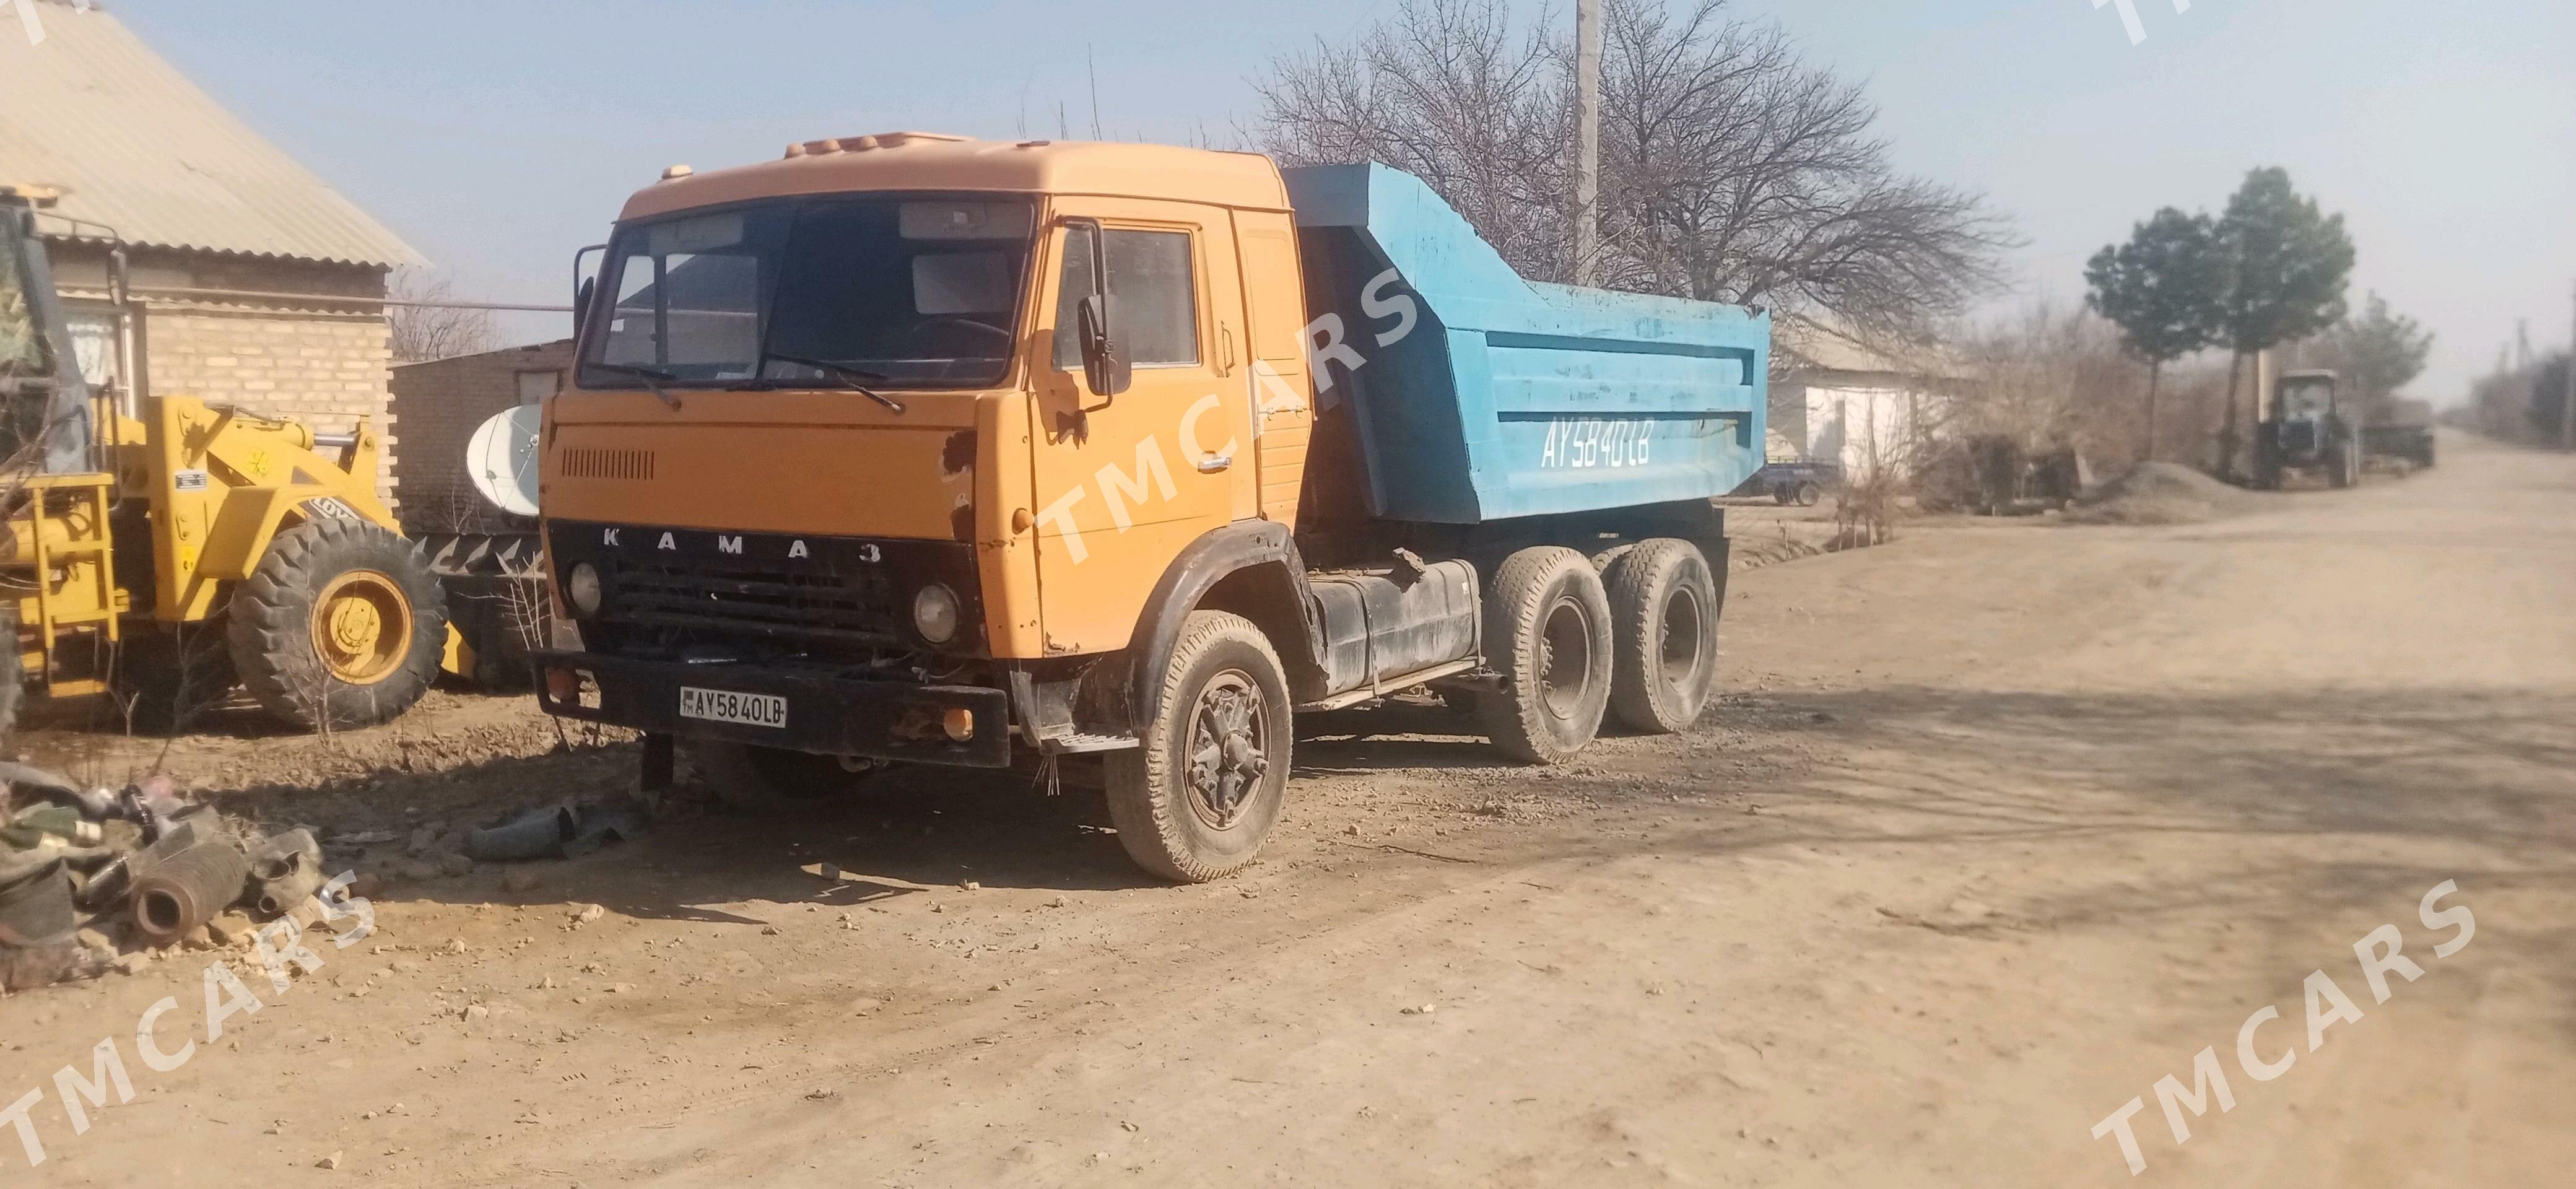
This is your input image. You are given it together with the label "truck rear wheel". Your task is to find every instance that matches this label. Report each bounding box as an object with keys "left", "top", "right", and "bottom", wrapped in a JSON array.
[
  {"left": 1105, "top": 610, "right": 1291, "bottom": 883},
  {"left": 688, "top": 741, "right": 890, "bottom": 814},
  {"left": 227, "top": 518, "right": 446, "bottom": 731},
  {"left": 1604, "top": 539, "right": 1718, "bottom": 734},
  {"left": 2327, "top": 443, "right": 2354, "bottom": 489},
  {"left": 1479, "top": 546, "right": 1612, "bottom": 764}
]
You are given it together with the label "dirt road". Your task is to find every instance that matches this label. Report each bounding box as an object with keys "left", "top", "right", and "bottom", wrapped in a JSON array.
[{"left": 4, "top": 435, "right": 2569, "bottom": 1187}]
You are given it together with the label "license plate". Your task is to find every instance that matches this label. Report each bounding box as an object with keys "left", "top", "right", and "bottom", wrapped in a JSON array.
[{"left": 679, "top": 686, "right": 788, "bottom": 729}]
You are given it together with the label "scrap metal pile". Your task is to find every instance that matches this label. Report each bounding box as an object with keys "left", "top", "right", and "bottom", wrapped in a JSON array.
[{"left": 0, "top": 763, "right": 331, "bottom": 991}]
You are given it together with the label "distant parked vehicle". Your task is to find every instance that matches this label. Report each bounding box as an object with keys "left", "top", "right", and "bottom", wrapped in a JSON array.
[
  {"left": 2255, "top": 370, "right": 2361, "bottom": 490},
  {"left": 1731, "top": 461, "right": 1839, "bottom": 506},
  {"left": 2361, "top": 396, "right": 2436, "bottom": 471}
]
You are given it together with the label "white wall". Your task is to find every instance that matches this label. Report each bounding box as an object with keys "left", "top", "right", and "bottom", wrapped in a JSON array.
[{"left": 1803, "top": 383, "right": 1930, "bottom": 478}]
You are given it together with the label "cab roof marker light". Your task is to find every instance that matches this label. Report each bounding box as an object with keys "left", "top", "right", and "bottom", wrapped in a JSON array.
[{"left": 782, "top": 131, "right": 974, "bottom": 159}]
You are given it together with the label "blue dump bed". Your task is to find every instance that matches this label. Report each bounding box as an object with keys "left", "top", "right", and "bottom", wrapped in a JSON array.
[{"left": 1282, "top": 163, "right": 1767, "bottom": 525}]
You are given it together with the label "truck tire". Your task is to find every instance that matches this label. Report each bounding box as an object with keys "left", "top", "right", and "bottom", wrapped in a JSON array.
[
  {"left": 1796, "top": 482, "right": 1822, "bottom": 507},
  {"left": 688, "top": 741, "right": 890, "bottom": 814},
  {"left": 115, "top": 622, "right": 238, "bottom": 736},
  {"left": 2326, "top": 443, "right": 2354, "bottom": 489},
  {"left": 227, "top": 518, "right": 446, "bottom": 731},
  {"left": 1105, "top": 611, "right": 1291, "bottom": 883},
  {"left": 1479, "top": 546, "right": 1612, "bottom": 764},
  {"left": 1604, "top": 539, "right": 1718, "bottom": 734}
]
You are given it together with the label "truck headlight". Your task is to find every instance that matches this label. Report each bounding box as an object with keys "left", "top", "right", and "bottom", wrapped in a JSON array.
[
  {"left": 913, "top": 583, "right": 960, "bottom": 643},
  {"left": 565, "top": 562, "right": 603, "bottom": 617}
]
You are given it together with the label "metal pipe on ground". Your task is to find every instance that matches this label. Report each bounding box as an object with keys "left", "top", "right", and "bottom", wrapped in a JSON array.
[{"left": 128, "top": 820, "right": 251, "bottom": 947}]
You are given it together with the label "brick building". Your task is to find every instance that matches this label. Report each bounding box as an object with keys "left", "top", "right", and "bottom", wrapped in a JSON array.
[
  {"left": 0, "top": 0, "right": 421, "bottom": 495},
  {"left": 388, "top": 339, "right": 571, "bottom": 531}
]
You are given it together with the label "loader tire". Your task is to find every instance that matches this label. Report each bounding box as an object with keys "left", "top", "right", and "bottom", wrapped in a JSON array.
[
  {"left": 227, "top": 518, "right": 446, "bottom": 731},
  {"left": 687, "top": 741, "right": 892, "bottom": 815},
  {"left": 1478, "top": 546, "right": 1612, "bottom": 764},
  {"left": 1604, "top": 539, "right": 1719, "bottom": 735},
  {"left": 115, "top": 622, "right": 238, "bottom": 736},
  {"left": 1105, "top": 611, "right": 1292, "bottom": 883}
]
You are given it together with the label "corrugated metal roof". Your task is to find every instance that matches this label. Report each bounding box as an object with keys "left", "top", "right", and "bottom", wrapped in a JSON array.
[{"left": 0, "top": 1, "right": 421, "bottom": 267}]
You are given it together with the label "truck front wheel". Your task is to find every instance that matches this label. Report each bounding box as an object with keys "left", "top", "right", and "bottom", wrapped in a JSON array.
[
  {"left": 1105, "top": 611, "right": 1292, "bottom": 883},
  {"left": 1479, "top": 546, "right": 1612, "bottom": 764},
  {"left": 1604, "top": 539, "right": 1718, "bottom": 734}
]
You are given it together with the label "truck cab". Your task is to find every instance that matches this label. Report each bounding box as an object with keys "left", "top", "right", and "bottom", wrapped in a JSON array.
[{"left": 534, "top": 134, "right": 1767, "bottom": 881}]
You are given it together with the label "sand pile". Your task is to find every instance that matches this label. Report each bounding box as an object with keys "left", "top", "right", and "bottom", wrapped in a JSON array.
[{"left": 2065, "top": 462, "right": 2265, "bottom": 525}]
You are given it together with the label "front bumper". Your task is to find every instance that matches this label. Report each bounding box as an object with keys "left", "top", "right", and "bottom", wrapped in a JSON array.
[{"left": 533, "top": 650, "right": 1012, "bottom": 769}]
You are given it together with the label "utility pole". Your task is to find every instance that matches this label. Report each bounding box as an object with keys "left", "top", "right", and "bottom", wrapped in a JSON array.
[
  {"left": 1572, "top": 0, "right": 1602, "bottom": 287},
  {"left": 2564, "top": 281, "right": 2576, "bottom": 451}
]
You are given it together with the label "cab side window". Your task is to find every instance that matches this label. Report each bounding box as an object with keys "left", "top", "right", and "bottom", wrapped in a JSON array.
[{"left": 1053, "top": 227, "right": 1199, "bottom": 369}]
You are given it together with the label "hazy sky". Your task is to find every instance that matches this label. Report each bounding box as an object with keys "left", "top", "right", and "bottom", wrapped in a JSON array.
[{"left": 107, "top": 0, "right": 2576, "bottom": 401}]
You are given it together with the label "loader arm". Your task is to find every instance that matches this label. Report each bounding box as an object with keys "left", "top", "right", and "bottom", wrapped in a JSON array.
[{"left": 139, "top": 396, "right": 396, "bottom": 622}]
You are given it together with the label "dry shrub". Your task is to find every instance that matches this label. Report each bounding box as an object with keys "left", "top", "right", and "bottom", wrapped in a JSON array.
[
  {"left": 1959, "top": 303, "right": 2236, "bottom": 476},
  {"left": 1830, "top": 463, "right": 1899, "bottom": 551}
]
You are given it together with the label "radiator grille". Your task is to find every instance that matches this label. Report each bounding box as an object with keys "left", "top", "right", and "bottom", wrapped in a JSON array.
[
  {"left": 560, "top": 448, "right": 656, "bottom": 481},
  {"left": 606, "top": 560, "right": 902, "bottom": 649}
]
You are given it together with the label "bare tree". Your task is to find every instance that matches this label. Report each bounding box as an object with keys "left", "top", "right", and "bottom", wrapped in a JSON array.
[
  {"left": 386, "top": 268, "right": 497, "bottom": 364},
  {"left": 1253, "top": 0, "right": 1572, "bottom": 277},
  {"left": 1250, "top": 0, "right": 2016, "bottom": 344}
]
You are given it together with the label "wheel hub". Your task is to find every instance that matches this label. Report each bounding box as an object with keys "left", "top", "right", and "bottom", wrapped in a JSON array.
[
  {"left": 1185, "top": 673, "right": 1268, "bottom": 829},
  {"left": 310, "top": 570, "right": 412, "bottom": 686},
  {"left": 1539, "top": 596, "right": 1593, "bottom": 721},
  {"left": 1658, "top": 586, "right": 1707, "bottom": 689}
]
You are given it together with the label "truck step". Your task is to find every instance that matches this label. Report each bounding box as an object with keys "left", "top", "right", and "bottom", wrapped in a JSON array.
[
  {"left": 1046, "top": 732, "right": 1141, "bottom": 754},
  {"left": 1295, "top": 658, "right": 1483, "bottom": 712}
]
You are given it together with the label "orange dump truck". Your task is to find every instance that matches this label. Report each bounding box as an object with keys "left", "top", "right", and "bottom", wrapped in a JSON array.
[{"left": 534, "top": 133, "right": 1768, "bottom": 881}]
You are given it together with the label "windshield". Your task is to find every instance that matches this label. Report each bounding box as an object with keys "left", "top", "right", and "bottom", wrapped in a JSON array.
[
  {"left": 578, "top": 196, "right": 1034, "bottom": 391},
  {"left": 2279, "top": 378, "right": 2333, "bottom": 420}
]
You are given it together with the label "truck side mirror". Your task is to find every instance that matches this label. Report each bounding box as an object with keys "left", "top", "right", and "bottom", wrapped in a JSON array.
[
  {"left": 1077, "top": 292, "right": 1130, "bottom": 404},
  {"left": 572, "top": 243, "right": 606, "bottom": 342}
]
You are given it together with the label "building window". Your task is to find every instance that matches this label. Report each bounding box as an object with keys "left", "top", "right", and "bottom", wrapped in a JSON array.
[{"left": 516, "top": 369, "right": 561, "bottom": 404}]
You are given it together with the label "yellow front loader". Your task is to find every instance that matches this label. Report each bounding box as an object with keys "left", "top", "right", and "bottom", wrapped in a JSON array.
[{"left": 1, "top": 185, "right": 458, "bottom": 734}]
